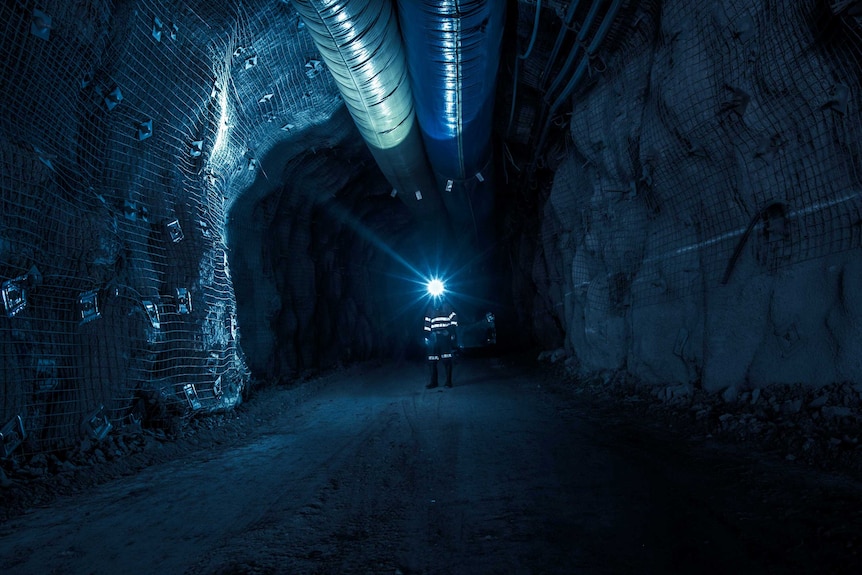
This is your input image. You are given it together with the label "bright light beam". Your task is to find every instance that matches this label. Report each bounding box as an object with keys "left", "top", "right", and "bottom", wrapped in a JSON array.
[
  {"left": 426, "top": 278, "right": 445, "bottom": 297},
  {"left": 321, "top": 197, "right": 424, "bottom": 280}
]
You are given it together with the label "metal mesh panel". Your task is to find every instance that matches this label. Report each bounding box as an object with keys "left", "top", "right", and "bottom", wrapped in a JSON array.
[
  {"left": 555, "top": 0, "right": 862, "bottom": 314},
  {"left": 0, "top": 0, "right": 342, "bottom": 456}
]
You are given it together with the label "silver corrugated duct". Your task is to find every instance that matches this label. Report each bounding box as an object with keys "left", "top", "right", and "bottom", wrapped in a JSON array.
[{"left": 291, "top": 0, "right": 440, "bottom": 216}]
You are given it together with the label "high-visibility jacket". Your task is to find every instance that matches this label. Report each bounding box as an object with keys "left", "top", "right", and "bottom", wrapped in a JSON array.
[{"left": 424, "top": 301, "right": 458, "bottom": 336}]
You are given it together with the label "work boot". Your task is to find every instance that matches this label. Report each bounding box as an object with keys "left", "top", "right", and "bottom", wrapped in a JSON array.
[
  {"left": 426, "top": 382, "right": 438, "bottom": 389},
  {"left": 445, "top": 381, "right": 452, "bottom": 388}
]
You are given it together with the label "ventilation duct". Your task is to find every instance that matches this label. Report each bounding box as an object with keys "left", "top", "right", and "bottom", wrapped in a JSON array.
[
  {"left": 396, "top": 0, "right": 505, "bottom": 184},
  {"left": 292, "top": 0, "right": 440, "bottom": 217}
]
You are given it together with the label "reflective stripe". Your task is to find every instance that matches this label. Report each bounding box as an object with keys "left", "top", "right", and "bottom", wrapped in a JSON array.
[
  {"left": 425, "top": 308, "right": 458, "bottom": 333},
  {"left": 441, "top": 353, "right": 452, "bottom": 359},
  {"left": 428, "top": 355, "right": 439, "bottom": 360},
  {"left": 430, "top": 315, "right": 455, "bottom": 329}
]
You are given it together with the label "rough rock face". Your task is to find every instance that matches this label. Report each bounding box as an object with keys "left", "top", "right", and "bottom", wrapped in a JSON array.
[
  {"left": 228, "top": 109, "right": 421, "bottom": 381},
  {"left": 530, "top": 0, "right": 862, "bottom": 392},
  {"left": 4, "top": 0, "right": 860, "bottom": 461},
  {"left": 0, "top": 0, "right": 352, "bottom": 453},
  {"left": 0, "top": 0, "right": 480, "bottom": 458}
]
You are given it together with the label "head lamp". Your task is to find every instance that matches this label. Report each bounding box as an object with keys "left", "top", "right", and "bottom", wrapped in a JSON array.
[{"left": 426, "top": 278, "right": 445, "bottom": 298}]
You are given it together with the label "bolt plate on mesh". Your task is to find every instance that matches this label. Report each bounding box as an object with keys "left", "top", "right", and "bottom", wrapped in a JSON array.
[
  {"left": 78, "top": 290, "right": 101, "bottom": 324},
  {"left": 199, "top": 218, "right": 211, "bottom": 238},
  {"left": 1, "top": 415, "right": 26, "bottom": 458},
  {"left": 153, "top": 16, "right": 164, "bottom": 41},
  {"left": 305, "top": 59, "right": 324, "bottom": 78},
  {"left": 188, "top": 140, "right": 203, "bottom": 158},
  {"left": 104, "top": 86, "right": 122, "bottom": 111},
  {"left": 123, "top": 200, "right": 149, "bottom": 222},
  {"left": 142, "top": 300, "right": 160, "bottom": 329},
  {"left": 27, "top": 265, "right": 42, "bottom": 287},
  {"left": 166, "top": 218, "right": 184, "bottom": 242},
  {"left": 184, "top": 384, "right": 202, "bottom": 410},
  {"left": 31, "top": 9, "right": 51, "bottom": 41},
  {"left": 825, "top": 83, "right": 850, "bottom": 115},
  {"left": 776, "top": 322, "right": 802, "bottom": 358},
  {"left": 176, "top": 287, "right": 191, "bottom": 314},
  {"left": 2, "top": 278, "right": 27, "bottom": 317},
  {"left": 82, "top": 406, "right": 112, "bottom": 441},
  {"left": 137, "top": 119, "right": 153, "bottom": 141}
]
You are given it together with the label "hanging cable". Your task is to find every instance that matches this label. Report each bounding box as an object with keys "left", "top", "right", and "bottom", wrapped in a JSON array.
[
  {"left": 531, "top": 0, "right": 624, "bottom": 172},
  {"left": 506, "top": 56, "right": 521, "bottom": 138},
  {"left": 539, "top": 0, "right": 582, "bottom": 90},
  {"left": 507, "top": 0, "right": 542, "bottom": 137},
  {"left": 518, "top": 0, "right": 543, "bottom": 60}
]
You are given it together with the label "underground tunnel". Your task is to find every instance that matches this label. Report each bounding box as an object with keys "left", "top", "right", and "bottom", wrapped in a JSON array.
[{"left": 2, "top": 0, "right": 862, "bottom": 573}]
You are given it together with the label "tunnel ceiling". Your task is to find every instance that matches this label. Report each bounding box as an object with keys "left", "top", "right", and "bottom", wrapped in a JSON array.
[{"left": 4, "top": 0, "right": 862, "bottom": 460}]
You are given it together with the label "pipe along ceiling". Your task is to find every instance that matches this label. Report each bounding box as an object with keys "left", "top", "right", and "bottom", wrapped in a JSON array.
[
  {"left": 291, "top": 0, "right": 504, "bottom": 238},
  {"left": 290, "top": 0, "right": 624, "bottom": 324},
  {"left": 289, "top": 0, "right": 511, "bottom": 336}
]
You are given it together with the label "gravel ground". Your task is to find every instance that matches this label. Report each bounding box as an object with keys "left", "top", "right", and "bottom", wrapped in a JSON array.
[{"left": 1, "top": 354, "right": 861, "bottom": 574}]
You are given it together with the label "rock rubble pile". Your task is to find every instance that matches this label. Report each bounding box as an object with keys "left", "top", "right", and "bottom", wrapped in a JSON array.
[{"left": 540, "top": 348, "right": 862, "bottom": 476}]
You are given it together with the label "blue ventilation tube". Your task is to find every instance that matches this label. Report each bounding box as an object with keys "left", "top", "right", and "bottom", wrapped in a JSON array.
[{"left": 396, "top": 0, "right": 505, "bottom": 183}]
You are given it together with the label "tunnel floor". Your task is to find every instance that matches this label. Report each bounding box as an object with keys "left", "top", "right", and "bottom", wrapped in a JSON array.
[{"left": 1, "top": 357, "right": 861, "bottom": 574}]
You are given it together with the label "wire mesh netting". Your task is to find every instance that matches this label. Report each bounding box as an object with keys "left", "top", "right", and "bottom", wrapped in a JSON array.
[
  {"left": 0, "top": 0, "right": 342, "bottom": 457},
  {"left": 548, "top": 0, "right": 862, "bottom": 314}
]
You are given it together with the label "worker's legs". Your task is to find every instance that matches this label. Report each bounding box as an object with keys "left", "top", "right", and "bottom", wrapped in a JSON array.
[
  {"left": 439, "top": 334, "right": 453, "bottom": 387},
  {"left": 443, "top": 358, "right": 453, "bottom": 387},
  {"left": 426, "top": 360, "right": 439, "bottom": 388},
  {"left": 425, "top": 333, "right": 439, "bottom": 389}
]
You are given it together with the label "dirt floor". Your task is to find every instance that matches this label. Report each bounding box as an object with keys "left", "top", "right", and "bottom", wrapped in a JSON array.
[{"left": 1, "top": 354, "right": 862, "bottom": 574}]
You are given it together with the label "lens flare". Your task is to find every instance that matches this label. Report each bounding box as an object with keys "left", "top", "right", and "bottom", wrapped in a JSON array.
[{"left": 426, "top": 278, "right": 445, "bottom": 297}]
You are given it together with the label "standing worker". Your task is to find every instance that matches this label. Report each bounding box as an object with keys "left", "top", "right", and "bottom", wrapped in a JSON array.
[{"left": 423, "top": 279, "right": 458, "bottom": 388}]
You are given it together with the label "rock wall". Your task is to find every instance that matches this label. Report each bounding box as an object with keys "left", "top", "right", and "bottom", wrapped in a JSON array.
[
  {"left": 0, "top": 0, "right": 349, "bottom": 455},
  {"left": 533, "top": 0, "right": 862, "bottom": 392},
  {"left": 228, "top": 109, "right": 422, "bottom": 382}
]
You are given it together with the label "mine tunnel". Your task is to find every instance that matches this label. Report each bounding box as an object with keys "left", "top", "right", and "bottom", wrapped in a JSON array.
[{"left": 2, "top": 1, "right": 862, "bottom": 573}]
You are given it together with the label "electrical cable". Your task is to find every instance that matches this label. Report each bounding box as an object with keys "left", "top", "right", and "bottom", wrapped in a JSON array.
[
  {"left": 518, "top": 0, "right": 543, "bottom": 60},
  {"left": 508, "top": 0, "right": 542, "bottom": 137}
]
